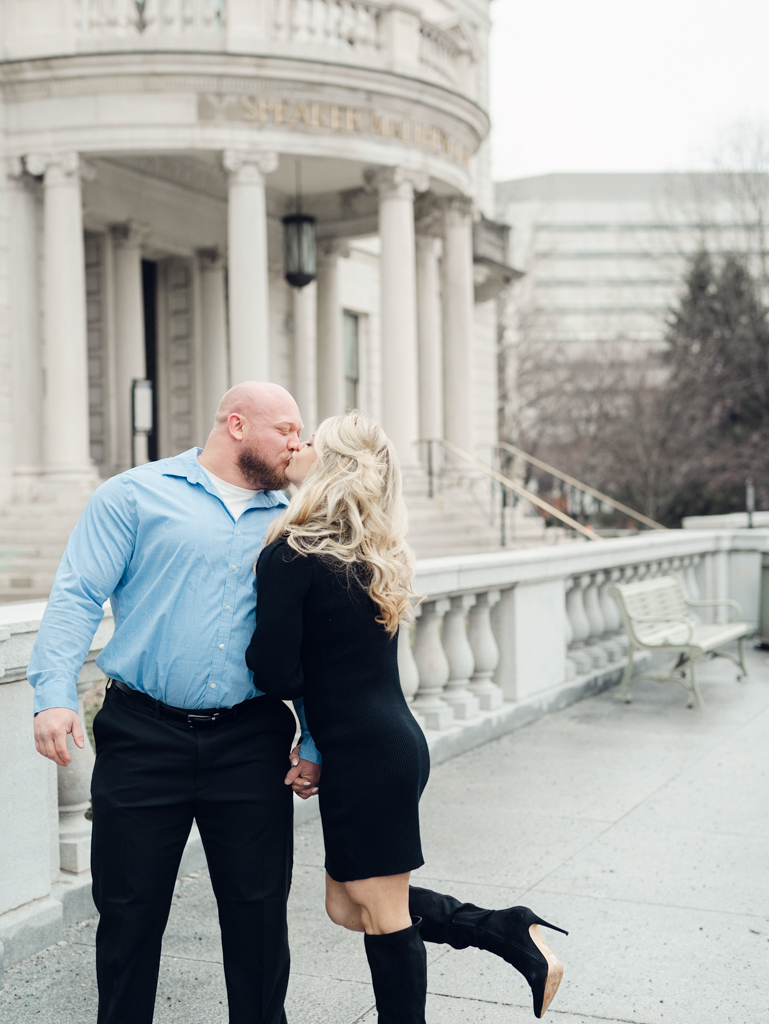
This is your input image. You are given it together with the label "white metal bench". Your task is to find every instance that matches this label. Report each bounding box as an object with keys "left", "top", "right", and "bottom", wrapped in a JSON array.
[{"left": 609, "top": 573, "right": 751, "bottom": 707}]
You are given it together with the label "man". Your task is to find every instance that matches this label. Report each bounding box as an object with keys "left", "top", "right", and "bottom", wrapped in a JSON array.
[{"left": 30, "top": 382, "right": 321, "bottom": 1024}]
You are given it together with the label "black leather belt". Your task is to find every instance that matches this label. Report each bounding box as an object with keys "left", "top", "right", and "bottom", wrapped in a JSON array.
[{"left": 108, "top": 678, "right": 250, "bottom": 728}]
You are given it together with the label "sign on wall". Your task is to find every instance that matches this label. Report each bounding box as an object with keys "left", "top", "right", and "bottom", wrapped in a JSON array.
[{"left": 198, "top": 94, "right": 472, "bottom": 169}]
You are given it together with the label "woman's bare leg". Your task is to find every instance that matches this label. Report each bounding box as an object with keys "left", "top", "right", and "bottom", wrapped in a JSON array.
[
  {"left": 325, "top": 873, "right": 364, "bottom": 931},
  {"left": 325, "top": 871, "right": 413, "bottom": 934},
  {"left": 343, "top": 872, "right": 412, "bottom": 935}
]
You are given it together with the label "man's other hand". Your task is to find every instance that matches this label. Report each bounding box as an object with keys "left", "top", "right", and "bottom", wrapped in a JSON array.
[
  {"left": 284, "top": 744, "right": 321, "bottom": 799},
  {"left": 34, "top": 708, "right": 85, "bottom": 767}
]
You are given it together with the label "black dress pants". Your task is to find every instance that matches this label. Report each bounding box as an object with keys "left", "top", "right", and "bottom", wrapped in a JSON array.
[{"left": 91, "top": 685, "right": 296, "bottom": 1024}]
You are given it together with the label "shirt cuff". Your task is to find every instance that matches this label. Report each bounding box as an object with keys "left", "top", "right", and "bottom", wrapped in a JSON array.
[
  {"left": 298, "top": 729, "right": 322, "bottom": 765},
  {"left": 32, "top": 676, "right": 80, "bottom": 716},
  {"left": 292, "top": 697, "right": 322, "bottom": 764}
]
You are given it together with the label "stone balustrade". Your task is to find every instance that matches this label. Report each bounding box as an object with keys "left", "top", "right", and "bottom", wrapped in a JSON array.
[
  {"left": 2, "top": 0, "right": 472, "bottom": 95},
  {"left": 79, "top": 0, "right": 224, "bottom": 35},
  {"left": 1, "top": 527, "right": 767, "bottom": 976}
]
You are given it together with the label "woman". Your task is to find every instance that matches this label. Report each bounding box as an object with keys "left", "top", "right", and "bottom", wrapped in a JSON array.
[{"left": 246, "top": 412, "right": 566, "bottom": 1022}]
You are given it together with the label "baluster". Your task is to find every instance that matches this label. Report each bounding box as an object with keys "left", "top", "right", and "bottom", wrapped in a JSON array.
[
  {"left": 397, "top": 615, "right": 419, "bottom": 705},
  {"left": 411, "top": 599, "right": 454, "bottom": 730},
  {"left": 600, "top": 568, "right": 625, "bottom": 659},
  {"left": 583, "top": 572, "right": 608, "bottom": 667},
  {"left": 467, "top": 591, "right": 504, "bottom": 710},
  {"left": 562, "top": 579, "right": 576, "bottom": 680},
  {"left": 273, "top": 0, "right": 288, "bottom": 38},
  {"left": 565, "top": 576, "right": 592, "bottom": 673},
  {"left": 57, "top": 672, "right": 98, "bottom": 874},
  {"left": 442, "top": 594, "right": 481, "bottom": 720},
  {"left": 324, "top": 0, "right": 339, "bottom": 44},
  {"left": 687, "top": 555, "right": 702, "bottom": 602},
  {"left": 337, "top": 0, "right": 352, "bottom": 43}
]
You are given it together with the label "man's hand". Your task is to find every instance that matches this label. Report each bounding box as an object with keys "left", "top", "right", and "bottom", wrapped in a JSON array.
[
  {"left": 284, "top": 744, "right": 321, "bottom": 799},
  {"left": 34, "top": 708, "right": 85, "bottom": 767}
]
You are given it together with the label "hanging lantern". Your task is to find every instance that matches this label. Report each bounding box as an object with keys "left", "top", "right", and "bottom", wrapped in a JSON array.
[{"left": 282, "top": 213, "right": 316, "bottom": 288}]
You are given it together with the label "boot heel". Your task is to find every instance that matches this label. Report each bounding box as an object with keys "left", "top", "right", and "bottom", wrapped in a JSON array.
[{"left": 529, "top": 913, "right": 568, "bottom": 937}]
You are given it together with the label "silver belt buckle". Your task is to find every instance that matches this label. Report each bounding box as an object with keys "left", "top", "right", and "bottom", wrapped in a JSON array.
[{"left": 186, "top": 712, "right": 220, "bottom": 727}]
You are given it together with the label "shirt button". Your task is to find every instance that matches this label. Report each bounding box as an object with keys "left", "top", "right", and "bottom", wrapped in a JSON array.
[
  {"left": 210, "top": 682, "right": 217, "bottom": 688},
  {"left": 225, "top": 605, "right": 231, "bottom": 611},
  {"left": 236, "top": 530, "right": 241, "bottom": 536},
  {"left": 231, "top": 565, "right": 237, "bottom": 571},
  {"left": 219, "top": 644, "right": 225, "bottom": 649}
]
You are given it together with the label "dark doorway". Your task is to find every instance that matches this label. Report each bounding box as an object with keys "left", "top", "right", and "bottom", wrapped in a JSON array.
[{"left": 141, "top": 260, "right": 159, "bottom": 462}]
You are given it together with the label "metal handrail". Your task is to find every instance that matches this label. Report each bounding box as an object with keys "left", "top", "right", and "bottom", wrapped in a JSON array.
[
  {"left": 492, "top": 441, "right": 667, "bottom": 532},
  {"left": 424, "top": 438, "right": 602, "bottom": 542}
]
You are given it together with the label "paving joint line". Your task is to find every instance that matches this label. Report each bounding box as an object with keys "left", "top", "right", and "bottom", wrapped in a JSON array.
[{"left": 518, "top": 696, "right": 769, "bottom": 899}]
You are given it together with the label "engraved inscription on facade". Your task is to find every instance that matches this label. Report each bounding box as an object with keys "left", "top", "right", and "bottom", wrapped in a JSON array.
[{"left": 198, "top": 94, "right": 471, "bottom": 168}]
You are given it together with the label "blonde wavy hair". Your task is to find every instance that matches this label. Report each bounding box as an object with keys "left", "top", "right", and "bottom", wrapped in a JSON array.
[{"left": 265, "top": 411, "right": 416, "bottom": 634}]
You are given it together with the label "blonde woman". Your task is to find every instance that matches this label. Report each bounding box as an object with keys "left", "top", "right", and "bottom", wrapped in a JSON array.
[{"left": 245, "top": 412, "right": 567, "bottom": 1022}]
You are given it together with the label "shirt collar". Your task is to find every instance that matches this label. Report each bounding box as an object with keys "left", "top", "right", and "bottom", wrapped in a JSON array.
[{"left": 162, "top": 448, "right": 290, "bottom": 509}]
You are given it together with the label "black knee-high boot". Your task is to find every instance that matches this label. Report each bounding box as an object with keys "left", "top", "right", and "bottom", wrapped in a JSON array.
[
  {"left": 408, "top": 887, "right": 567, "bottom": 1020},
  {"left": 363, "top": 918, "right": 427, "bottom": 1024}
]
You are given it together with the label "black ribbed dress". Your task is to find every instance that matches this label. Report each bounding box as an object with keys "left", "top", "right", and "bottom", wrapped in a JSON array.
[{"left": 246, "top": 538, "right": 430, "bottom": 882}]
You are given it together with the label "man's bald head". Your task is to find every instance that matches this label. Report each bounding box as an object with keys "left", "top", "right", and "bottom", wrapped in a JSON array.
[
  {"left": 214, "top": 382, "right": 300, "bottom": 429},
  {"left": 200, "top": 381, "right": 303, "bottom": 490}
]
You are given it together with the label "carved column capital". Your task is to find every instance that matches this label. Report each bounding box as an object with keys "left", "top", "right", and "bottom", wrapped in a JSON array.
[
  {"left": 364, "top": 165, "right": 430, "bottom": 200},
  {"left": 317, "top": 239, "right": 351, "bottom": 264},
  {"left": 223, "top": 149, "right": 279, "bottom": 183},
  {"left": 110, "top": 220, "right": 150, "bottom": 248},
  {"left": 24, "top": 151, "right": 97, "bottom": 185},
  {"left": 5, "top": 156, "right": 24, "bottom": 180},
  {"left": 441, "top": 193, "right": 475, "bottom": 223},
  {"left": 197, "top": 247, "right": 225, "bottom": 272}
]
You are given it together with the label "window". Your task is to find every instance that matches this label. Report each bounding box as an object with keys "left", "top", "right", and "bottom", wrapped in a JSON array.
[{"left": 343, "top": 311, "right": 360, "bottom": 411}]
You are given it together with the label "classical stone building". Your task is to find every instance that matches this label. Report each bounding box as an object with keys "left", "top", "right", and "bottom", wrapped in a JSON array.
[
  {"left": 496, "top": 171, "right": 769, "bottom": 366},
  {"left": 0, "top": 0, "right": 518, "bottom": 593}
]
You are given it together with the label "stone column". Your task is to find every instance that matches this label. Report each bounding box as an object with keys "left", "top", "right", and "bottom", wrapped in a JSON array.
[
  {"left": 26, "top": 152, "right": 96, "bottom": 491},
  {"left": 293, "top": 280, "right": 318, "bottom": 434},
  {"left": 316, "top": 241, "right": 348, "bottom": 422},
  {"left": 366, "top": 167, "right": 428, "bottom": 469},
  {"left": 198, "top": 249, "right": 230, "bottom": 434},
  {"left": 415, "top": 232, "right": 444, "bottom": 444},
  {"left": 112, "top": 222, "right": 149, "bottom": 470},
  {"left": 223, "top": 150, "right": 278, "bottom": 384},
  {"left": 6, "top": 160, "right": 43, "bottom": 497},
  {"left": 442, "top": 196, "right": 475, "bottom": 453}
]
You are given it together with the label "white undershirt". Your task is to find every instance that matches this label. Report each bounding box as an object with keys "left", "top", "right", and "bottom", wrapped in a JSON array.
[{"left": 200, "top": 467, "right": 258, "bottom": 522}]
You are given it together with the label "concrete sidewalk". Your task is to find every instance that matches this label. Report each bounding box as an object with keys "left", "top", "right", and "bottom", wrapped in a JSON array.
[{"left": 2, "top": 648, "right": 768, "bottom": 1024}]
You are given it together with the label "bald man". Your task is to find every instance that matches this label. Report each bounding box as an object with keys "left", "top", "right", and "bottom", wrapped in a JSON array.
[{"left": 29, "top": 382, "right": 321, "bottom": 1024}]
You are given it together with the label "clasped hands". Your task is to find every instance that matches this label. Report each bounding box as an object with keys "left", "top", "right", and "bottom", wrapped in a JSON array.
[{"left": 284, "top": 744, "right": 321, "bottom": 799}]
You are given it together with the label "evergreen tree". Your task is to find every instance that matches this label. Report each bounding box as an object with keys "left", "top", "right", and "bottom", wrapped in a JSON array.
[{"left": 662, "top": 250, "right": 769, "bottom": 514}]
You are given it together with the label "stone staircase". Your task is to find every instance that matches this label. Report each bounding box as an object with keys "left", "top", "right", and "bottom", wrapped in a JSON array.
[
  {"left": 0, "top": 472, "right": 558, "bottom": 603},
  {"left": 403, "top": 471, "right": 554, "bottom": 560},
  {"left": 0, "top": 499, "right": 87, "bottom": 603}
]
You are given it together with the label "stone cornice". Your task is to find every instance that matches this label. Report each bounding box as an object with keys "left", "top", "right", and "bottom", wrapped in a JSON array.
[{"left": 0, "top": 51, "right": 489, "bottom": 146}]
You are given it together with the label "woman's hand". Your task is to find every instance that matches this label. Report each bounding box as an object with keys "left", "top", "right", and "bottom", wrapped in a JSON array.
[{"left": 285, "top": 744, "right": 321, "bottom": 798}]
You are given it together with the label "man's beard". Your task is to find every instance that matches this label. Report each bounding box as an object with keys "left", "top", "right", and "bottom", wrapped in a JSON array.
[{"left": 238, "top": 444, "right": 289, "bottom": 491}]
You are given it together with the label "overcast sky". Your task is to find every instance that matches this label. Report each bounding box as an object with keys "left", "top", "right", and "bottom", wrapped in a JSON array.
[{"left": 490, "top": 1, "right": 769, "bottom": 182}]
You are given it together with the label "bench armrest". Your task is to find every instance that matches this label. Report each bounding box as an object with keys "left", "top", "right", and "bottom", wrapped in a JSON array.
[{"left": 685, "top": 597, "right": 743, "bottom": 619}]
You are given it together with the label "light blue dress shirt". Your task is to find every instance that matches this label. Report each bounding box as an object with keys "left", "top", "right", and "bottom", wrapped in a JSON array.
[{"left": 27, "top": 447, "right": 320, "bottom": 763}]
